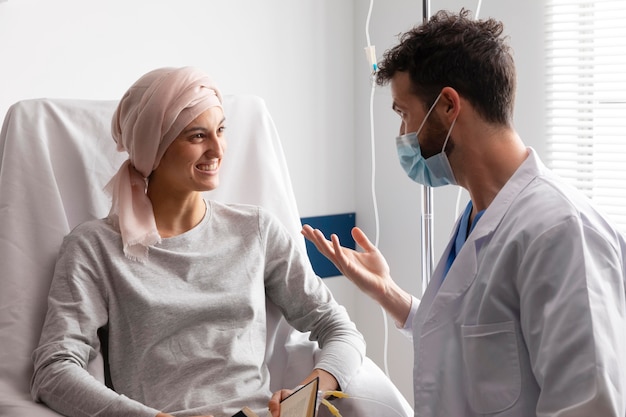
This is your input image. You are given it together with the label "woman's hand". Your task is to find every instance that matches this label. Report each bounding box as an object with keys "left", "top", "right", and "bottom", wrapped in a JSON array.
[
  {"left": 268, "top": 388, "right": 292, "bottom": 417},
  {"left": 267, "top": 369, "right": 338, "bottom": 417}
]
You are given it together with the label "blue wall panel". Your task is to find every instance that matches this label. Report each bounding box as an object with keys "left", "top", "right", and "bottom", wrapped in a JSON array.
[{"left": 300, "top": 213, "right": 356, "bottom": 278}]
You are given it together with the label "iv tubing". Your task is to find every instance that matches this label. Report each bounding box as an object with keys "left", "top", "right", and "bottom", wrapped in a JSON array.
[{"left": 365, "top": 0, "right": 390, "bottom": 378}]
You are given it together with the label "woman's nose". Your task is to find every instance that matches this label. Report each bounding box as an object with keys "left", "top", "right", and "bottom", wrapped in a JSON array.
[{"left": 206, "top": 134, "right": 225, "bottom": 156}]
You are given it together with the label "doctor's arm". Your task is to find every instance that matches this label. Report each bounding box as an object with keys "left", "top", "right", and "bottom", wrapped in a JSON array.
[
  {"left": 518, "top": 217, "right": 626, "bottom": 415},
  {"left": 301, "top": 225, "right": 413, "bottom": 327}
]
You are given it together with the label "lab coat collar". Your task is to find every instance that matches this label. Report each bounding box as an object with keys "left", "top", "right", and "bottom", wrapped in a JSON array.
[
  {"left": 465, "top": 147, "right": 543, "bottom": 242},
  {"left": 417, "top": 147, "right": 542, "bottom": 325}
]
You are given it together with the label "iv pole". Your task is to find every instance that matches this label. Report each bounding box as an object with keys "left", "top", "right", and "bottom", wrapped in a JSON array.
[{"left": 420, "top": 0, "right": 434, "bottom": 296}]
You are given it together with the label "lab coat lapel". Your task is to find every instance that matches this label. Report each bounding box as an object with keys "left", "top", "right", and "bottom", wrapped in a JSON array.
[
  {"left": 417, "top": 148, "right": 542, "bottom": 328},
  {"left": 466, "top": 148, "right": 543, "bottom": 254},
  {"left": 414, "top": 215, "right": 474, "bottom": 329},
  {"left": 425, "top": 234, "right": 479, "bottom": 324}
]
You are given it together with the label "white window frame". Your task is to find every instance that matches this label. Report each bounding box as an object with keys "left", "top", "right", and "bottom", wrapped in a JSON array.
[{"left": 545, "top": 0, "right": 626, "bottom": 233}]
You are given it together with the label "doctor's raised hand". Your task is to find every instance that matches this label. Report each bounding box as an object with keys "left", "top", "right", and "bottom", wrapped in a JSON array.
[{"left": 301, "top": 225, "right": 413, "bottom": 327}]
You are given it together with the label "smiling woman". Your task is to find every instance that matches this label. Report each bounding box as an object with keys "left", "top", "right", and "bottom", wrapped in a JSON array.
[
  {"left": 102, "top": 67, "right": 224, "bottom": 261},
  {"left": 29, "top": 66, "right": 367, "bottom": 417},
  {"left": 148, "top": 108, "right": 227, "bottom": 238},
  {"left": 150, "top": 110, "right": 227, "bottom": 193}
]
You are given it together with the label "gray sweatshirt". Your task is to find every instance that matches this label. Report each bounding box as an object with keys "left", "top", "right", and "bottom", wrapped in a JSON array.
[{"left": 31, "top": 201, "right": 365, "bottom": 417}]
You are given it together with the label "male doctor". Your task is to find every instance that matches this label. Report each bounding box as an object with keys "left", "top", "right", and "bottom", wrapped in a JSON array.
[{"left": 303, "top": 9, "right": 626, "bottom": 417}]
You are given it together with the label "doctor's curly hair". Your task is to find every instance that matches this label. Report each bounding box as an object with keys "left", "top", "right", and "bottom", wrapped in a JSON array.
[{"left": 376, "top": 8, "right": 516, "bottom": 126}]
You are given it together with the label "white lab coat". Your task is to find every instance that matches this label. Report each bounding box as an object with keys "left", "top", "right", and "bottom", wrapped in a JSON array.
[{"left": 406, "top": 148, "right": 626, "bottom": 417}]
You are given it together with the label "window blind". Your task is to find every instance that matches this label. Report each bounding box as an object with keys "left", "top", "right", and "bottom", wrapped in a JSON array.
[{"left": 545, "top": 0, "right": 626, "bottom": 233}]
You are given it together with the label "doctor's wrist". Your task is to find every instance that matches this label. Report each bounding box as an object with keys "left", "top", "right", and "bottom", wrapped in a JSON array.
[{"left": 380, "top": 279, "right": 413, "bottom": 326}]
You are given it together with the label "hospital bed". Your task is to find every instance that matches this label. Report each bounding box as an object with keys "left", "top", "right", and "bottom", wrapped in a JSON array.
[{"left": 0, "top": 96, "right": 413, "bottom": 417}]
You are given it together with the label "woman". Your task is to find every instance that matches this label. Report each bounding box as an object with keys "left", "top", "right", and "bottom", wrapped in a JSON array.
[{"left": 31, "top": 67, "right": 365, "bottom": 417}]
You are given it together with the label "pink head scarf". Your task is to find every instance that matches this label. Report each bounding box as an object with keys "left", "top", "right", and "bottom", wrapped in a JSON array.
[{"left": 106, "top": 66, "right": 223, "bottom": 262}]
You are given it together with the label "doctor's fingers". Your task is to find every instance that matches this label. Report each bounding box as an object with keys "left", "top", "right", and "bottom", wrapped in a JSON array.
[
  {"left": 302, "top": 225, "right": 372, "bottom": 254},
  {"left": 302, "top": 226, "right": 354, "bottom": 272},
  {"left": 301, "top": 225, "right": 340, "bottom": 258},
  {"left": 329, "top": 233, "right": 388, "bottom": 285},
  {"left": 351, "top": 227, "right": 377, "bottom": 252},
  {"left": 336, "top": 233, "right": 391, "bottom": 282}
]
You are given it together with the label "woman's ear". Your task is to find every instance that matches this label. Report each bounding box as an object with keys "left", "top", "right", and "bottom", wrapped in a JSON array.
[{"left": 439, "top": 86, "right": 461, "bottom": 121}]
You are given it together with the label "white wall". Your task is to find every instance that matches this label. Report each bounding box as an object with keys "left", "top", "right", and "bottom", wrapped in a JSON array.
[
  {"left": 352, "top": 0, "right": 546, "bottom": 404},
  {"left": 1, "top": 0, "right": 547, "bottom": 408},
  {"left": 0, "top": 0, "right": 356, "bottom": 219}
]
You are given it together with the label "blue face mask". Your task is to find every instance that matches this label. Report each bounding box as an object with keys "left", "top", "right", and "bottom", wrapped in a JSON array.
[{"left": 395, "top": 94, "right": 458, "bottom": 187}]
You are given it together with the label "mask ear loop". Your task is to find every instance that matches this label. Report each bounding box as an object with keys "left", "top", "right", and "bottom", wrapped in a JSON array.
[
  {"left": 441, "top": 117, "right": 457, "bottom": 153},
  {"left": 414, "top": 92, "right": 443, "bottom": 137}
]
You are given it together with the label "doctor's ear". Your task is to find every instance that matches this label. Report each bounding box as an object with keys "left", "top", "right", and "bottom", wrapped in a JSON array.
[{"left": 440, "top": 87, "right": 461, "bottom": 120}]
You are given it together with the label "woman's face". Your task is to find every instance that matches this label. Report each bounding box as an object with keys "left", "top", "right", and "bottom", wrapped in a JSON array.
[{"left": 149, "top": 107, "right": 226, "bottom": 196}]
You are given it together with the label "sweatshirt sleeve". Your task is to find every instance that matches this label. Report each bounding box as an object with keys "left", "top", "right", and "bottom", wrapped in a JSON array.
[
  {"left": 30, "top": 233, "right": 160, "bottom": 417},
  {"left": 259, "top": 208, "right": 366, "bottom": 390}
]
